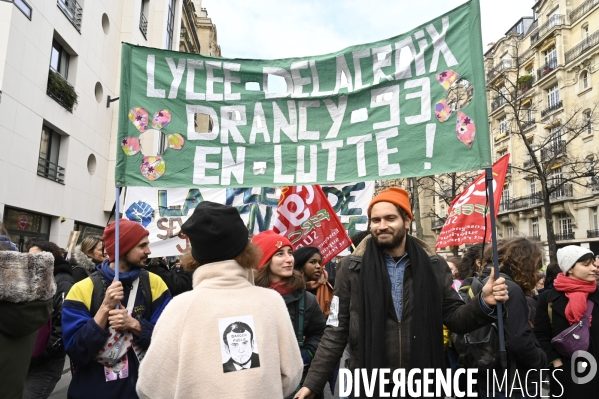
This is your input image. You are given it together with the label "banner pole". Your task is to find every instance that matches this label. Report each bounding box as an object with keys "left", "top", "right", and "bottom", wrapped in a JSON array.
[
  {"left": 485, "top": 168, "right": 507, "bottom": 368},
  {"left": 115, "top": 187, "right": 120, "bottom": 282}
]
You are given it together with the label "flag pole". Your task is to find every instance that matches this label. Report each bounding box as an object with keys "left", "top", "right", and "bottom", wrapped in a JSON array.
[
  {"left": 115, "top": 187, "right": 120, "bottom": 282},
  {"left": 485, "top": 168, "right": 507, "bottom": 368}
]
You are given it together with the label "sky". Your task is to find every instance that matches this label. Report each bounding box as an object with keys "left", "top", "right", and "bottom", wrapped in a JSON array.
[{"left": 201, "top": 0, "right": 535, "bottom": 60}]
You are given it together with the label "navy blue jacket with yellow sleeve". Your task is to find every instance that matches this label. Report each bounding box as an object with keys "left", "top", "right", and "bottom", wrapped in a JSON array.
[{"left": 62, "top": 262, "right": 171, "bottom": 399}]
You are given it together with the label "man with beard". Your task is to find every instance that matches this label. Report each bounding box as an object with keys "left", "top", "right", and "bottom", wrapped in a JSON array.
[
  {"left": 295, "top": 187, "right": 510, "bottom": 399},
  {"left": 62, "top": 220, "right": 171, "bottom": 399}
]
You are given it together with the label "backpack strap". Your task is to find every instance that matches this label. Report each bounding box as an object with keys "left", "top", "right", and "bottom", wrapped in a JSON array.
[
  {"left": 89, "top": 272, "right": 107, "bottom": 316},
  {"left": 139, "top": 269, "right": 153, "bottom": 319},
  {"left": 89, "top": 270, "right": 152, "bottom": 319},
  {"left": 295, "top": 293, "right": 305, "bottom": 347}
]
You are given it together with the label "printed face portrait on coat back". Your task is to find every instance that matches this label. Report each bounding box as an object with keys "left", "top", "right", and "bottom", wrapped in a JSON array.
[{"left": 218, "top": 316, "right": 260, "bottom": 373}]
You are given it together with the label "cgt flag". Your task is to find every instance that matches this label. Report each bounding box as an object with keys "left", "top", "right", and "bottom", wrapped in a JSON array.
[
  {"left": 435, "top": 154, "right": 510, "bottom": 250},
  {"left": 273, "top": 185, "right": 353, "bottom": 264}
]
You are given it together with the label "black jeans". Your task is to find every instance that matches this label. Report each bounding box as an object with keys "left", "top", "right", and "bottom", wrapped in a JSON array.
[{"left": 22, "top": 356, "right": 65, "bottom": 399}]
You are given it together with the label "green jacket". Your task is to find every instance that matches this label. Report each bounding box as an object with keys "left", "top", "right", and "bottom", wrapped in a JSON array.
[{"left": 0, "top": 299, "right": 53, "bottom": 399}]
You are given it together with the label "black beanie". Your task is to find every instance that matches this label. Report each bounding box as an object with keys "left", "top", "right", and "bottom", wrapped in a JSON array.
[
  {"left": 293, "top": 246, "right": 322, "bottom": 271},
  {"left": 181, "top": 201, "right": 248, "bottom": 264}
]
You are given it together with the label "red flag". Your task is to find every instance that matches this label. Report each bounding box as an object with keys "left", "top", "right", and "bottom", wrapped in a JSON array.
[
  {"left": 273, "top": 185, "right": 353, "bottom": 264},
  {"left": 435, "top": 155, "right": 510, "bottom": 250}
]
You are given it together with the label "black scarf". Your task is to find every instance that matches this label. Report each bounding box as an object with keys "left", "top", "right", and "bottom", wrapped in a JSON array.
[{"left": 359, "top": 235, "right": 444, "bottom": 397}]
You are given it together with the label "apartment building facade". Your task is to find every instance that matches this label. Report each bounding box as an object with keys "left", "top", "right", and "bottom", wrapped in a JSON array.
[
  {"left": 481, "top": 0, "right": 599, "bottom": 259},
  {"left": 0, "top": 0, "right": 184, "bottom": 250}
]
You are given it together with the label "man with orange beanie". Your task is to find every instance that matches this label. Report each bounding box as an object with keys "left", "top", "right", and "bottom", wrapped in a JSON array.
[
  {"left": 295, "top": 187, "right": 510, "bottom": 399},
  {"left": 62, "top": 220, "right": 171, "bottom": 399}
]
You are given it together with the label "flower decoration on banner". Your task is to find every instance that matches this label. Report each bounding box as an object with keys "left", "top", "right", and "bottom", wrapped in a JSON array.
[
  {"left": 124, "top": 107, "right": 185, "bottom": 181},
  {"left": 434, "top": 70, "right": 476, "bottom": 148}
]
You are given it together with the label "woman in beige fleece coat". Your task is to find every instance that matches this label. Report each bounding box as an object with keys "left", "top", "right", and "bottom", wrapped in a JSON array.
[{"left": 137, "top": 201, "right": 303, "bottom": 399}]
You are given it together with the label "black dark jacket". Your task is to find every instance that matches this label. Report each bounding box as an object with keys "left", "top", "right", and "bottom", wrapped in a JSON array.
[
  {"left": 478, "top": 268, "right": 546, "bottom": 393},
  {"left": 281, "top": 288, "right": 327, "bottom": 356},
  {"left": 38, "top": 260, "right": 75, "bottom": 361},
  {"left": 303, "top": 235, "right": 497, "bottom": 394},
  {"left": 535, "top": 287, "right": 599, "bottom": 397},
  {"left": 145, "top": 262, "right": 192, "bottom": 296}
]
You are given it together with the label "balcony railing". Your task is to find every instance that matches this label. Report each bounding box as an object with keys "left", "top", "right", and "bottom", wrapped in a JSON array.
[
  {"left": 555, "top": 232, "right": 575, "bottom": 241},
  {"left": 431, "top": 218, "right": 446, "bottom": 230},
  {"left": 519, "top": 75, "right": 535, "bottom": 95},
  {"left": 570, "top": 0, "right": 599, "bottom": 24},
  {"left": 541, "top": 140, "right": 567, "bottom": 161},
  {"left": 37, "top": 157, "right": 65, "bottom": 184},
  {"left": 491, "top": 96, "right": 507, "bottom": 112},
  {"left": 518, "top": 48, "right": 535, "bottom": 64},
  {"left": 550, "top": 183, "right": 573, "bottom": 200},
  {"left": 487, "top": 59, "right": 512, "bottom": 81},
  {"left": 500, "top": 193, "right": 543, "bottom": 212},
  {"left": 541, "top": 100, "right": 563, "bottom": 118},
  {"left": 587, "top": 229, "right": 599, "bottom": 238},
  {"left": 57, "top": 0, "right": 83, "bottom": 32},
  {"left": 523, "top": 158, "right": 535, "bottom": 168},
  {"left": 530, "top": 235, "right": 542, "bottom": 241},
  {"left": 537, "top": 58, "right": 558, "bottom": 80},
  {"left": 139, "top": 11, "right": 148, "bottom": 38},
  {"left": 531, "top": 15, "right": 565, "bottom": 45},
  {"left": 565, "top": 30, "right": 599, "bottom": 64},
  {"left": 521, "top": 119, "right": 536, "bottom": 130},
  {"left": 47, "top": 70, "right": 77, "bottom": 112}
]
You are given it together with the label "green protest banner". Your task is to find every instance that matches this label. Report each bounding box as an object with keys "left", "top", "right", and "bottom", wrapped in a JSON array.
[{"left": 116, "top": 0, "right": 490, "bottom": 188}]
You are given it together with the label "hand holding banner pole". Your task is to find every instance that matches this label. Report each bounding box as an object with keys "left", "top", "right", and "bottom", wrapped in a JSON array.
[
  {"left": 485, "top": 168, "right": 507, "bottom": 369},
  {"left": 115, "top": 187, "right": 120, "bottom": 282}
]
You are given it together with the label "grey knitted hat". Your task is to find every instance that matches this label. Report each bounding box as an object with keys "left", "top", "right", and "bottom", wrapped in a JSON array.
[{"left": 556, "top": 245, "right": 594, "bottom": 275}]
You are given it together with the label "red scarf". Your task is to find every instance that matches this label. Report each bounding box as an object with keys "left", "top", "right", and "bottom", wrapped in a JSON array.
[
  {"left": 553, "top": 273, "right": 597, "bottom": 324},
  {"left": 269, "top": 280, "right": 295, "bottom": 296}
]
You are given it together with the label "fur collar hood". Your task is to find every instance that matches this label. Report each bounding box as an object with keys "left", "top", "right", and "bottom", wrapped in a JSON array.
[
  {"left": 0, "top": 251, "right": 56, "bottom": 302},
  {"left": 72, "top": 245, "right": 96, "bottom": 272}
]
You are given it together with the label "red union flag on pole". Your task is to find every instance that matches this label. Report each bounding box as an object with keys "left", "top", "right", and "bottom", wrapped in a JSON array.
[
  {"left": 435, "top": 155, "right": 510, "bottom": 250},
  {"left": 273, "top": 185, "right": 353, "bottom": 264}
]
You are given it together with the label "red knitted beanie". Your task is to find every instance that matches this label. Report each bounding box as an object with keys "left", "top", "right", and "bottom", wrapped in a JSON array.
[
  {"left": 103, "top": 220, "right": 150, "bottom": 261},
  {"left": 251, "top": 231, "right": 292, "bottom": 269}
]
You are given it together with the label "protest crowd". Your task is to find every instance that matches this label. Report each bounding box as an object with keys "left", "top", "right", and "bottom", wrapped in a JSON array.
[{"left": 1, "top": 186, "right": 598, "bottom": 399}]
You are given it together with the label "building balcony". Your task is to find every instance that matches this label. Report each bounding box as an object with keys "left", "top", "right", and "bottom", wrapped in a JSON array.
[
  {"left": 139, "top": 11, "right": 148, "bottom": 39},
  {"left": 494, "top": 130, "right": 510, "bottom": 142},
  {"left": 487, "top": 59, "right": 512, "bottom": 81},
  {"left": 530, "top": 235, "right": 542, "bottom": 241},
  {"left": 431, "top": 218, "right": 446, "bottom": 230},
  {"left": 523, "top": 158, "right": 535, "bottom": 168},
  {"left": 550, "top": 183, "right": 573, "bottom": 200},
  {"left": 57, "top": 0, "right": 83, "bottom": 32},
  {"left": 37, "top": 157, "right": 65, "bottom": 184},
  {"left": 47, "top": 70, "right": 77, "bottom": 112},
  {"left": 491, "top": 97, "right": 508, "bottom": 112},
  {"left": 555, "top": 232, "right": 575, "bottom": 241},
  {"left": 518, "top": 75, "right": 535, "bottom": 96},
  {"left": 541, "top": 100, "right": 563, "bottom": 118},
  {"left": 537, "top": 58, "right": 559, "bottom": 80},
  {"left": 570, "top": 0, "right": 599, "bottom": 25},
  {"left": 530, "top": 15, "right": 565, "bottom": 45},
  {"left": 565, "top": 30, "right": 599, "bottom": 64},
  {"left": 587, "top": 229, "right": 599, "bottom": 238},
  {"left": 521, "top": 119, "right": 536, "bottom": 130},
  {"left": 500, "top": 193, "right": 543, "bottom": 212},
  {"left": 518, "top": 48, "right": 535, "bottom": 65},
  {"left": 540, "top": 141, "right": 566, "bottom": 161}
]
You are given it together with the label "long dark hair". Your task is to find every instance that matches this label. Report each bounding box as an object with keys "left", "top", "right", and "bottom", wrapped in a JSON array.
[
  {"left": 293, "top": 246, "right": 322, "bottom": 271},
  {"left": 254, "top": 258, "right": 305, "bottom": 292}
]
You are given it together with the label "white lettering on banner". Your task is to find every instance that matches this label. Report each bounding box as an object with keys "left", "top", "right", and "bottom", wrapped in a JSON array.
[
  {"left": 272, "top": 101, "right": 298, "bottom": 143},
  {"left": 186, "top": 59, "right": 205, "bottom": 100},
  {"left": 263, "top": 67, "right": 293, "bottom": 99},
  {"left": 426, "top": 16, "right": 459, "bottom": 73},
  {"left": 290, "top": 61, "right": 311, "bottom": 98},
  {"left": 404, "top": 78, "right": 431, "bottom": 125},
  {"left": 352, "top": 49, "right": 371, "bottom": 91},
  {"left": 193, "top": 146, "right": 220, "bottom": 185},
  {"left": 223, "top": 62, "right": 241, "bottom": 101},
  {"left": 249, "top": 102, "right": 270, "bottom": 144},
  {"left": 220, "top": 106, "right": 247, "bottom": 144},
  {"left": 166, "top": 57, "right": 186, "bottom": 99},
  {"left": 309, "top": 60, "right": 334, "bottom": 97},
  {"left": 326, "top": 296, "right": 339, "bottom": 327},
  {"left": 298, "top": 101, "right": 320, "bottom": 140},
  {"left": 333, "top": 54, "right": 353, "bottom": 94},
  {"left": 372, "top": 45, "right": 394, "bottom": 85},
  {"left": 146, "top": 55, "right": 165, "bottom": 98},
  {"left": 347, "top": 134, "right": 373, "bottom": 177},
  {"left": 206, "top": 61, "right": 224, "bottom": 101},
  {"left": 186, "top": 105, "right": 219, "bottom": 140}
]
